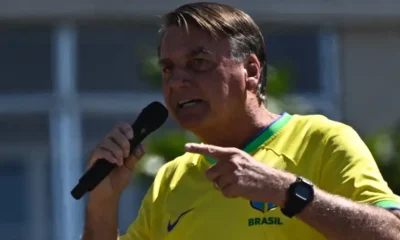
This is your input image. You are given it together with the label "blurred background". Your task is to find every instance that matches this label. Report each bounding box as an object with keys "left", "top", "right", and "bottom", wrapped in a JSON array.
[{"left": 1, "top": 1, "right": 400, "bottom": 240}]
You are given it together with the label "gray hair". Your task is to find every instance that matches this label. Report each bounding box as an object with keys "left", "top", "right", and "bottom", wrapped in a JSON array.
[{"left": 159, "top": 2, "right": 268, "bottom": 105}]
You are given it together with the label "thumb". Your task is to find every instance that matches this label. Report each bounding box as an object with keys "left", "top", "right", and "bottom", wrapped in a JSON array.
[{"left": 124, "top": 143, "right": 146, "bottom": 171}]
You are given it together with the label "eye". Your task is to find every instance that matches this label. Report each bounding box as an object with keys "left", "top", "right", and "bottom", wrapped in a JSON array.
[
  {"left": 159, "top": 65, "right": 173, "bottom": 83},
  {"left": 190, "top": 58, "right": 212, "bottom": 71},
  {"left": 162, "top": 66, "right": 171, "bottom": 74},
  {"left": 193, "top": 58, "right": 205, "bottom": 66}
]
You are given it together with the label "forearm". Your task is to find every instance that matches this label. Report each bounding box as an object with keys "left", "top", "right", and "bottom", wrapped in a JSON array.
[
  {"left": 82, "top": 197, "right": 120, "bottom": 240},
  {"left": 267, "top": 170, "right": 400, "bottom": 240},
  {"left": 297, "top": 188, "right": 400, "bottom": 239}
]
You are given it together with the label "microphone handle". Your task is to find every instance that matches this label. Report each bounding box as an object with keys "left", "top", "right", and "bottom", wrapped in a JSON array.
[{"left": 71, "top": 128, "right": 146, "bottom": 200}]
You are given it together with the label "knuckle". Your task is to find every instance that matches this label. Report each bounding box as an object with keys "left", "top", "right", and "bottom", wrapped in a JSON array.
[
  {"left": 222, "top": 189, "right": 233, "bottom": 198},
  {"left": 116, "top": 122, "right": 132, "bottom": 132},
  {"left": 110, "top": 132, "right": 124, "bottom": 145},
  {"left": 228, "top": 160, "right": 239, "bottom": 169},
  {"left": 233, "top": 169, "right": 241, "bottom": 177},
  {"left": 99, "top": 139, "right": 113, "bottom": 151},
  {"left": 108, "top": 130, "right": 119, "bottom": 140},
  {"left": 123, "top": 140, "right": 130, "bottom": 151},
  {"left": 207, "top": 147, "right": 216, "bottom": 154},
  {"left": 114, "top": 148, "right": 124, "bottom": 158},
  {"left": 121, "top": 122, "right": 131, "bottom": 128},
  {"left": 227, "top": 147, "right": 237, "bottom": 152},
  {"left": 90, "top": 149, "right": 112, "bottom": 164},
  {"left": 231, "top": 152, "right": 241, "bottom": 159},
  {"left": 108, "top": 128, "right": 122, "bottom": 140},
  {"left": 230, "top": 173, "right": 238, "bottom": 182},
  {"left": 115, "top": 121, "right": 126, "bottom": 129},
  {"left": 133, "top": 146, "right": 144, "bottom": 158},
  {"left": 97, "top": 143, "right": 107, "bottom": 152},
  {"left": 90, "top": 148, "right": 103, "bottom": 160},
  {"left": 104, "top": 151, "right": 115, "bottom": 162}
]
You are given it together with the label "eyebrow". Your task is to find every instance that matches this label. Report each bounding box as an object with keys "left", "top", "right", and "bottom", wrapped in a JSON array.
[
  {"left": 158, "top": 46, "right": 213, "bottom": 65},
  {"left": 189, "top": 46, "right": 213, "bottom": 57}
]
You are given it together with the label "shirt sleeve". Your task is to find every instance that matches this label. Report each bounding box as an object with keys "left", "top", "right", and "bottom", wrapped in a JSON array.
[
  {"left": 119, "top": 162, "right": 172, "bottom": 240},
  {"left": 319, "top": 124, "right": 400, "bottom": 210},
  {"left": 119, "top": 183, "right": 154, "bottom": 240}
]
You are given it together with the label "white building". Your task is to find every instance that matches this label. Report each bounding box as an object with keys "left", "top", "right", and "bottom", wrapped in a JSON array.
[{"left": 1, "top": 1, "right": 399, "bottom": 240}]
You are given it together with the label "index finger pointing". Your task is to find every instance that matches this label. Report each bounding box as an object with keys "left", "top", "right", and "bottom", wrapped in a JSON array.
[{"left": 184, "top": 143, "right": 234, "bottom": 159}]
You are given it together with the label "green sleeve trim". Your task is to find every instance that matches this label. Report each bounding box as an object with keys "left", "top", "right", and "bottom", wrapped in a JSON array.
[{"left": 374, "top": 200, "right": 400, "bottom": 209}]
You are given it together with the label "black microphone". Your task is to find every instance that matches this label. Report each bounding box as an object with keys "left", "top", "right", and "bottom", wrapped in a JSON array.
[{"left": 71, "top": 101, "right": 169, "bottom": 200}]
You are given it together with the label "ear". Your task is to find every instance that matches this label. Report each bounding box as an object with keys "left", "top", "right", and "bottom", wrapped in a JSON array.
[{"left": 244, "top": 54, "right": 261, "bottom": 93}]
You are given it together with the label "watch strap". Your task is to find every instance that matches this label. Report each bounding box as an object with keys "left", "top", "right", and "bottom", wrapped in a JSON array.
[{"left": 281, "top": 177, "right": 314, "bottom": 218}]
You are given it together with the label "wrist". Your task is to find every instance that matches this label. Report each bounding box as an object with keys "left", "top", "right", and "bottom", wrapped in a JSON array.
[
  {"left": 88, "top": 190, "right": 121, "bottom": 205},
  {"left": 280, "top": 176, "right": 315, "bottom": 218},
  {"left": 87, "top": 194, "right": 120, "bottom": 215},
  {"left": 274, "top": 172, "right": 297, "bottom": 208},
  {"left": 84, "top": 195, "right": 120, "bottom": 239}
]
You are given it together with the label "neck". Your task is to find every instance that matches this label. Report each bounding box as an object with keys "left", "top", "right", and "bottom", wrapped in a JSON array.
[{"left": 192, "top": 106, "right": 280, "bottom": 149}]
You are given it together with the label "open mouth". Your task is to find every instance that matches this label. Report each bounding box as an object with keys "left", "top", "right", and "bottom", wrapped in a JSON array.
[{"left": 177, "top": 99, "right": 204, "bottom": 108}]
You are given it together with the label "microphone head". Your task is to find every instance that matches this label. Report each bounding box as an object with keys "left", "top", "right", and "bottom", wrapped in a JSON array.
[{"left": 134, "top": 101, "right": 169, "bottom": 135}]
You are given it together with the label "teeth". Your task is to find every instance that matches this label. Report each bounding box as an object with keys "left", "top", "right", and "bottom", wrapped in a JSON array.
[
  {"left": 178, "top": 100, "right": 193, "bottom": 105},
  {"left": 182, "top": 102, "right": 197, "bottom": 107},
  {"left": 178, "top": 99, "right": 202, "bottom": 108}
]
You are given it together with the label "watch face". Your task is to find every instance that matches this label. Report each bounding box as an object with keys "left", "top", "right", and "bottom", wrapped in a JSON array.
[{"left": 295, "top": 184, "right": 312, "bottom": 200}]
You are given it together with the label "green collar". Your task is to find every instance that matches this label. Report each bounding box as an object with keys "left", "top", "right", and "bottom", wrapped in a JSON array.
[{"left": 205, "top": 113, "right": 292, "bottom": 164}]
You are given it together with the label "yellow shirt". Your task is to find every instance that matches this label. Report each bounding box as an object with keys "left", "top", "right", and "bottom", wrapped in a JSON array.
[{"left": 121, "top": 113, "right": 400, "bottom": 240}]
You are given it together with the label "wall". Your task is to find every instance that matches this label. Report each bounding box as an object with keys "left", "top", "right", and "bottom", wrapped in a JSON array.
[
  {"left": 340, "top": 26, "right": 400, "bottom": 135},
  {"left": 1, "top": 0, "right": 400, "bottom": 25}
]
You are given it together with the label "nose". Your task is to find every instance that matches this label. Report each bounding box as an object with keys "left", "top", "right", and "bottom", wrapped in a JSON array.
[{"left": 168, "top": 68, "right": 191, "bottom": 89}]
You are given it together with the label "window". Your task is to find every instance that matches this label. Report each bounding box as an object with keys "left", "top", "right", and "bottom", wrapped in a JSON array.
[
  {"left": 0, "top": 26, "right": 52, "bottom": 93},
  {"left": 0, "top": 113, "right": 49, "bottom": 144},
  {"left": 0, "top": 159, "right": 27, "bottom": 225},
  {"left": 0, "top": 158, "right": 27, "bottom": 240},
  {"left": 259, "top": 25, "right": 341, "bottom": 119},
  {"left": 265, "top": 32, "right": 321, "bottom": 93},
  {"left": 0, "top": 113, "right": 51, "bottom": 239},
  {"left": 0, "top": 154, "right": 52, "bottom": 240},
  {"left": 77, "top": 24, "right": 161, "bottom": 92},
  {"left": 260, "top": 25, "right": 322, "bottom": 94}
]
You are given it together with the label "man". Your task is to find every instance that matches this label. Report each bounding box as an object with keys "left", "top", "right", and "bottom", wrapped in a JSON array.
[{"left": 82, "top": 2, "right": 400, "bottom": 240}]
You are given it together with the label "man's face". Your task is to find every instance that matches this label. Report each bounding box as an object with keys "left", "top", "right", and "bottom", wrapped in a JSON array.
[{"left": 159, "top": 25, "right": 247, "bottom": 131}]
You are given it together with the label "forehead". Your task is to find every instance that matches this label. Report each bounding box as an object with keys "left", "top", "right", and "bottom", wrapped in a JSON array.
[{"left": 159, "top": 25, "right": 231, "bottom": 59}]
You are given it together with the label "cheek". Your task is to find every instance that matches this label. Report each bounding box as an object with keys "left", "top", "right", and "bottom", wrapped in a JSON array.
[
  {"left": 162, "top": 84, "right": 173, "bottom": 110},
  {"left": 218, "top": 67, "right": 246, "bottom": 103},
  {"left": 200, "top": 70, "right": 229, "bottom": 101},
  {"left": 199, "top": 69, "right": 241, "bottom": 115}
]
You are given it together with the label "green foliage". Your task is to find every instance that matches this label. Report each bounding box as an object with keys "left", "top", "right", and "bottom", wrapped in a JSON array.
[
  {"left": 133, "top": 130, "right": 201, "bottom": 178},
  {"left": 140, "top": 56, "right": 162, "bottom": 90},
  {"left": 146, "top": 130, "right": 200, "bottom": 161},
  {"left": 365, "top": 123, "right": 400, "bottom": 194},
  {"left": 267, "top": 65, "right": 293, "bottom": 98}
]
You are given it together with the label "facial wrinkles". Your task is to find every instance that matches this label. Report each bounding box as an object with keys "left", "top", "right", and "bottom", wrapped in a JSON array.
[{"left": 160, "top": 26, "right": 249, "bottom": 132}]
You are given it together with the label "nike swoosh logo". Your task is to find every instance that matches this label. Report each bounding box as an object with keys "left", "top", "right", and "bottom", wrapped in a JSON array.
[{"left": 167, "top": 208, "right": 194, "bottom": 232}]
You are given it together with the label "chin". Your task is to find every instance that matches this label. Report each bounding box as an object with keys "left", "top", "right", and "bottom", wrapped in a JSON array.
[
  {"left": 172, "top": 104, "right": 212, "bottom": 131},
  {"left": 177, "top": 118, "right": 207, "bottom": 130},
  {"left": 175, "top": 115, "right": 212, "bottom": 132}
]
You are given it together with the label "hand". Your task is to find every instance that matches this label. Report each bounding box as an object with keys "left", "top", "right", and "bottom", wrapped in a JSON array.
[
  {"left": 185, "top": 143, "right": 292, "bottom": 205},
  {"left": 87, "top": 122, "right": 145, "bottom": 201}
]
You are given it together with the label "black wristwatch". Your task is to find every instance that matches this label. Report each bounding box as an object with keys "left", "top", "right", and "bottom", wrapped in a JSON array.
[{"left": 281, "top": 176, "right": 314, "bottom": 218}]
